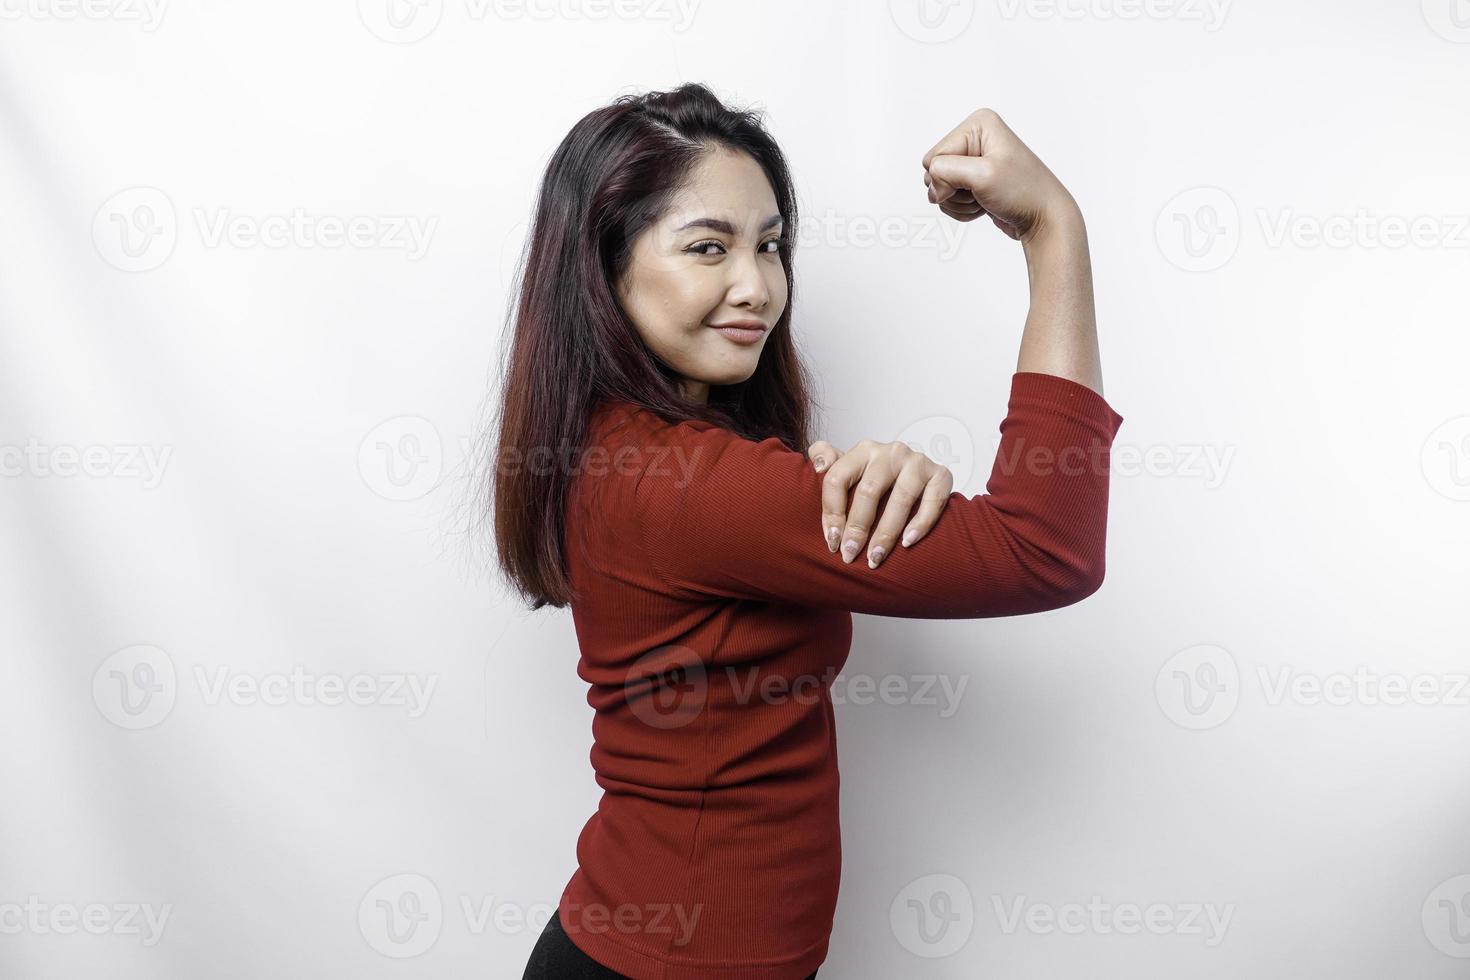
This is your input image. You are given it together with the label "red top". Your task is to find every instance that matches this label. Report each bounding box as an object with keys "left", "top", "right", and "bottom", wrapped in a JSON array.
[{"left": 557, "top": 371, "right": 1124, "bottom": 979}]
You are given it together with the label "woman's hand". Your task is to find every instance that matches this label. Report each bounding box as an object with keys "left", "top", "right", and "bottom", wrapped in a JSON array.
[
  {"left": 921, "top": 107, "right": 1080, "bottom": 243},
  {"left": 806, "top": 439, "right": 954, "bottom": 569}
]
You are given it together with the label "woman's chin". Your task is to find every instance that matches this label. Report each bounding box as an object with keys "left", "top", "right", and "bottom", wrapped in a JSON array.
[
  {"left": 693, "top": 351, "right": 764, "bottom": 384},
  {"left": 692, "top": 369, "right": 756, "bottom": 391}
]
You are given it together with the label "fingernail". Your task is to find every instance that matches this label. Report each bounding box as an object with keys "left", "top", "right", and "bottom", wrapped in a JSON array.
[
  {"left": 868, "top": 546, "right": 885, "bottom": 569},
  {"left": 813, "top": 456, "right": 826, "bottom": 471},
  {"left": 902, "top": 529, "right": 916, "bottom": 548},
  {"left": 841, "top": 539, "right": 859, "bottom": 563},
  {"left": 826, "top": 526, "right": 840, "bottom": 552}
]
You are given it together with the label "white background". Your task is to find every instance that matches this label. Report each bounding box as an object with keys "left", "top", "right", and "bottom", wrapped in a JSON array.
[{"left": 3, "top": 0, "right": 1469, "bottom": 976}]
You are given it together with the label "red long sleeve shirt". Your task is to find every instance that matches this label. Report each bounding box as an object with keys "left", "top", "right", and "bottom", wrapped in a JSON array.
[{"left": 557, "top": 371, "right": 1124, "bottom": 979}]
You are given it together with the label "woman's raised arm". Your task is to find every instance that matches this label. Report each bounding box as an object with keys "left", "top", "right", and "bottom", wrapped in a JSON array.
[{"left": 923, "top": 107, "right": 1105, "bottom": 398}]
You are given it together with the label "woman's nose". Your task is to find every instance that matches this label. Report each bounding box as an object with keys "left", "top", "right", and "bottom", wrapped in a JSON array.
[{"left": 725, "top": 255, "right": 770, "bottom": 308}]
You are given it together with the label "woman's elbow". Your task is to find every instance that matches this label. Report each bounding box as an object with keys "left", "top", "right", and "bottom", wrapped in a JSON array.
[
  {"left": 1053, "top": 546, "right": 1108, "bottom": 606},
  {"left": 1022, "top": 534, "right": 1109, "bottom": 610},
  {"left": 981, "top": 510, "right": 1113, "bottom": 614}
]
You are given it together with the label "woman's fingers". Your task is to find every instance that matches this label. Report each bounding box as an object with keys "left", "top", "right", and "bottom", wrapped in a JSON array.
[
  {"left": 807, "top": 440, "right": 841, "bottom": 473},
  {"left": 836, "top": 455, "right": 889, "bottom": 565},
  {"left": 817, "top": 443, "right": 885, "bottom": 563},
  {"left": 817, "top": 447, "right": 868, "bottom": 554},
  {"left": 921, "top": 108, "right": 999, "bottom": 172},
  {"left": 898, "top": 466, "right": 955, "bottom": 550},
  {"left": 939, "top": 200, "right": 986, "bottom": 222},
  {"left": 926, "top": 176, "right": 985, "bottom": 225},
  {"left": 817, "top": 441, "right": 957, "bottom": 567},
  {"left": 921, "top": 112, "right": 993, "bottom": 205},
  {"left": 925, "top": 173, "right": 978, "bottom": 208},
  {"left": 927, "top": 179, "right": 984, "bottom": 215},
  {"left": 864, "top": 464, "right": 930, "bottom": 567},
  {"left": 809, "top": 440, "right": 845, "bottom": 551},
  {"left": 926, "top": 153, "right": 999, "bottom": 206},
  {"left": 923, "top": 107, "right": 1078, "bottom": 243}
]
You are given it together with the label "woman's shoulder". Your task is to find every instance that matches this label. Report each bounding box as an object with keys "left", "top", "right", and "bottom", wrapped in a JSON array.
[
  {"left": 579, "top": 399, "right": 764, "bottom": 514},
  {"left": 587, "top": 397, "right": 726, "bottom": 447}
]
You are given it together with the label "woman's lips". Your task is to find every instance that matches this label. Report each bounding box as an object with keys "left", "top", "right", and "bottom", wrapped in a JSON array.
[{"left": 710, "top": 323, "right": 766, "bottom": 345}]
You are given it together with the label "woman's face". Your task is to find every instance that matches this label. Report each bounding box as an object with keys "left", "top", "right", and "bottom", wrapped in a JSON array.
[{"left": 615, "top": 147, "right": 788, "bottom": 406}]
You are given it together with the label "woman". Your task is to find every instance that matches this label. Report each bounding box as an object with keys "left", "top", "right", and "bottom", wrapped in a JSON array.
[{"left": 493, "top": 83, "right": 1123, "bottom": 979}]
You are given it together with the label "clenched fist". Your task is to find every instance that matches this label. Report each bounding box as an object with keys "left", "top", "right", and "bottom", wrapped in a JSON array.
[{"left": 921, "top": 107, "right": 1081, "bottom": 243}]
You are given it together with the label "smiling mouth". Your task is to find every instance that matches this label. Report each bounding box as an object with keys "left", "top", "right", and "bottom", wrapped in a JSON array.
[{"left": 709, "top": 323, "right": 766, "bottom": 344}]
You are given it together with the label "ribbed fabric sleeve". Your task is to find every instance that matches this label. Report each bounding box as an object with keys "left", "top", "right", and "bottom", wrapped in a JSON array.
[
  {"left": 556, "top": 370, "right": 1124, "bottom": 980},
  {"left": 633, "top": 370, "right": 1123, "bottom": 617}
]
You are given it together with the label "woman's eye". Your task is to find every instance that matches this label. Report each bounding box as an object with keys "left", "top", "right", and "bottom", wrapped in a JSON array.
[{"left": 684, "top": 237, "right": 785, "bottom": 257}]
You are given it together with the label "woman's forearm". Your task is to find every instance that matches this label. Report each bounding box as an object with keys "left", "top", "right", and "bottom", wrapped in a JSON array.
[{"left": 1015, "top": 201, "right": 1105, "bottom": 398}]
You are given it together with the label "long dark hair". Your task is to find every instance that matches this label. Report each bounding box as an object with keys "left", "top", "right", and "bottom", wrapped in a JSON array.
[{"left": 466, "top": 82, "right": 815, "bottom": 611}]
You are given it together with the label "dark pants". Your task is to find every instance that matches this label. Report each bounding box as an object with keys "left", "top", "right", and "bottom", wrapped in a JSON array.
[{"left": 522, "top": 908, "right": 819, "bottom": 979}]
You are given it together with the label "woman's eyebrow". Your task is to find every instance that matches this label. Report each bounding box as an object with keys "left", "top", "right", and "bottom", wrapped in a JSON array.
[{"left": 674, "top": 214, "right": 783, "bottom": 235}]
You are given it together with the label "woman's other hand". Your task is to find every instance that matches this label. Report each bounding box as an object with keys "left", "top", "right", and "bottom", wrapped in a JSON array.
[{"left": 806, "top": 439, "right": 954, "bottom": 569}]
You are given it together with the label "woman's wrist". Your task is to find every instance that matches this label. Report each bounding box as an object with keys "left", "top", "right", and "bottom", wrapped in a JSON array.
[
  {"left": 1021, "top": 194, "right": 1086, "bottom": 250},
  {"left": 1022, "top": 199, "right": 1090, "bottom": 294},
  {"left": 1014, "top": 192, "right": 1102, "bottom": 394}
]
